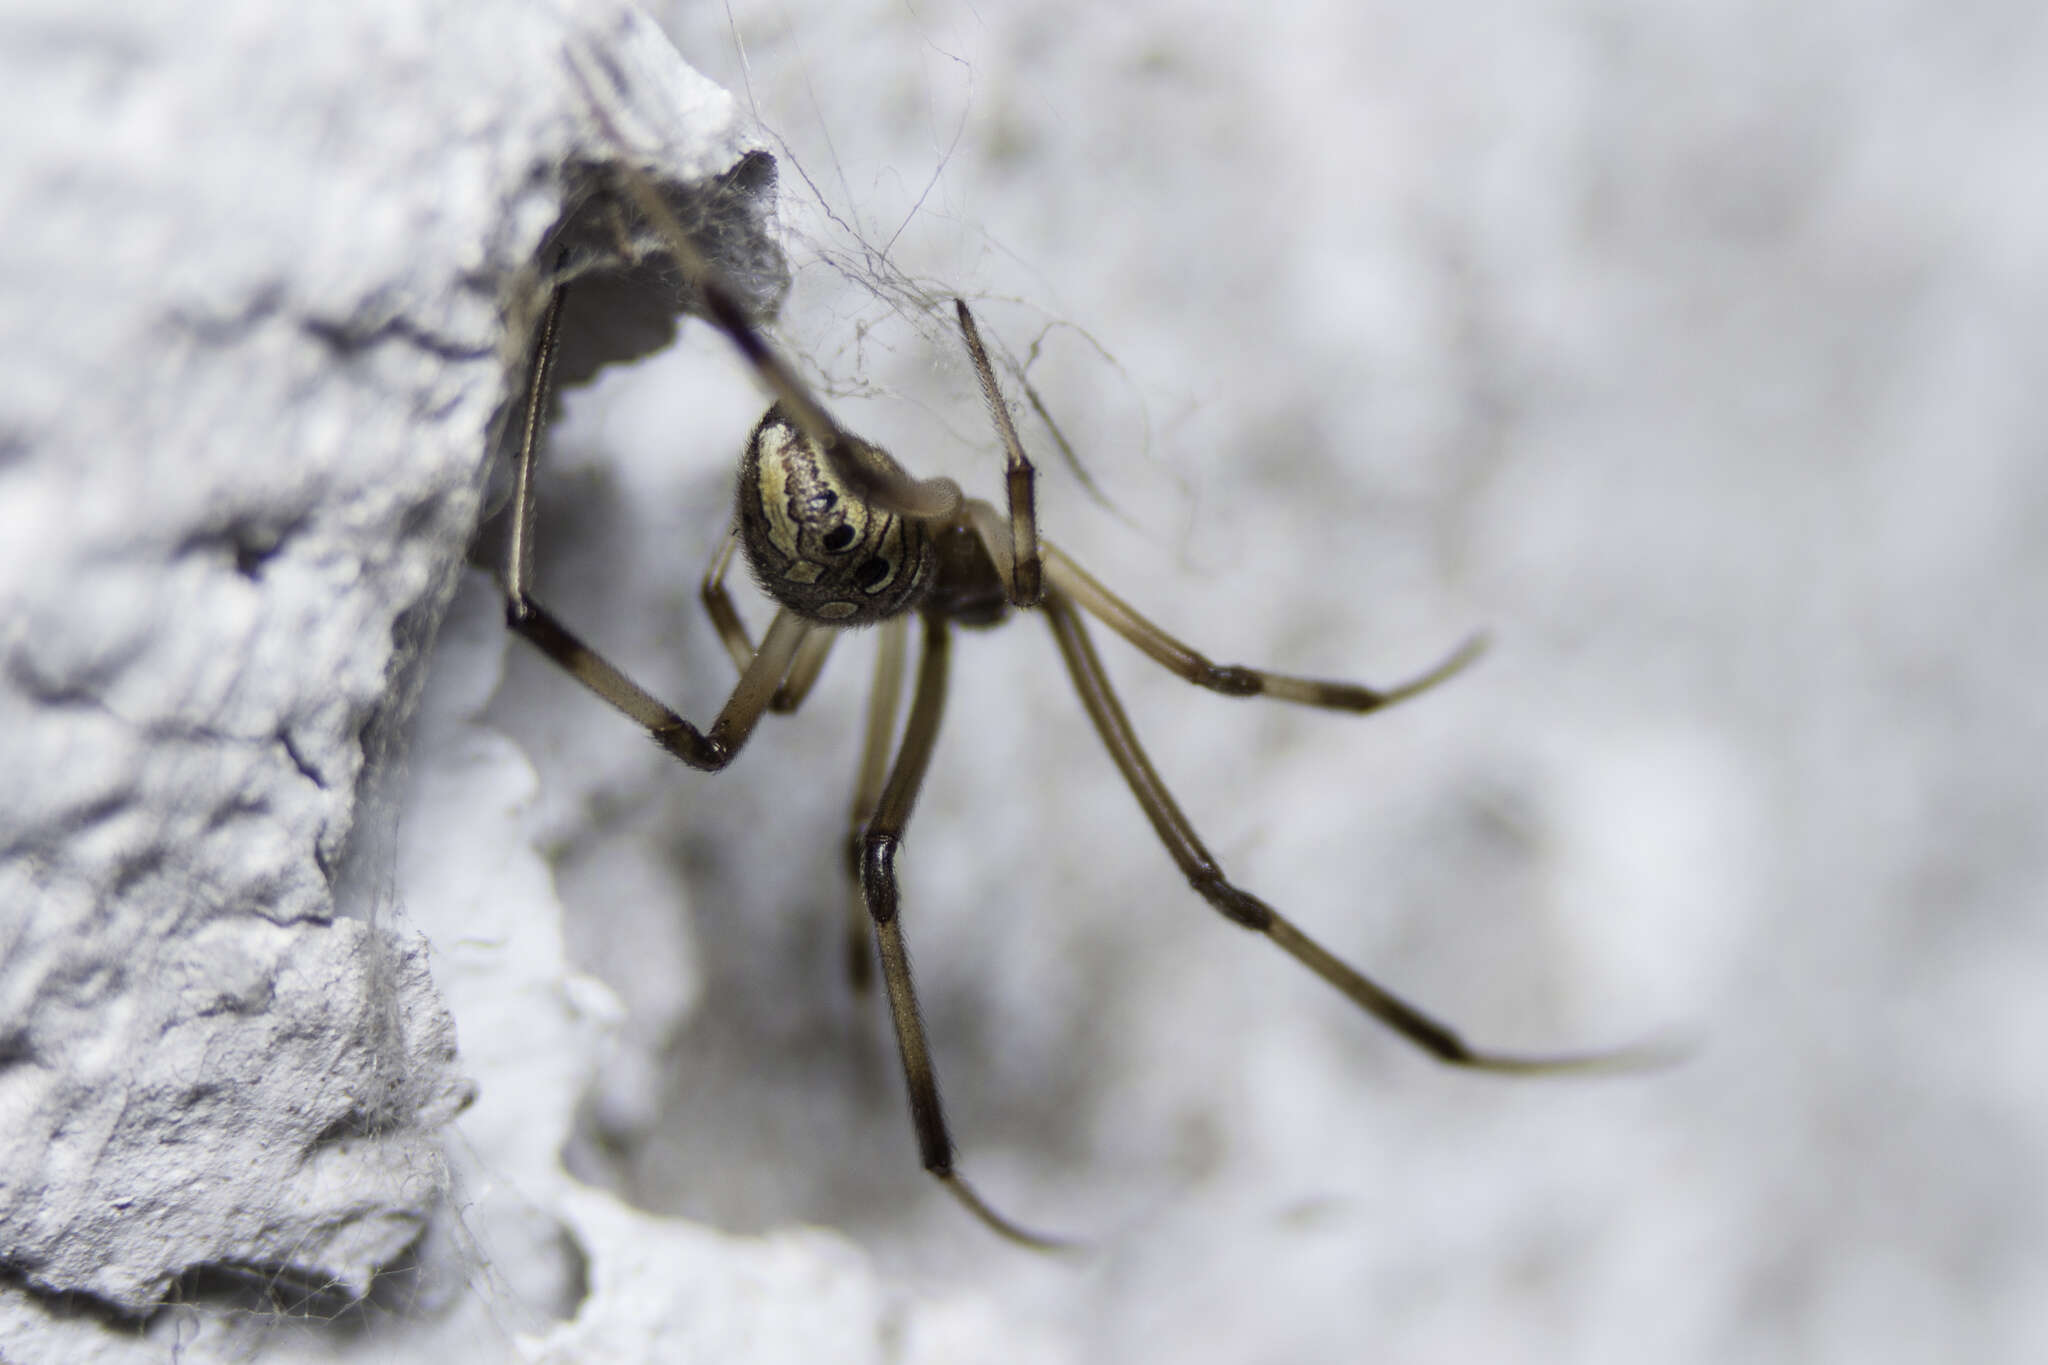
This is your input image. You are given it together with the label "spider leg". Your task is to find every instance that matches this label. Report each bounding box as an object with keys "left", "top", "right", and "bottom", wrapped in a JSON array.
[
  {"left": 504, "top": 284, "right": 812, "bottom": 771},
  {"left": 953, "top": 299, "right": 1041, "bottom": 606},
  {"left": 577, "top": 131, "right": 961, "bottom": 522},
  {"left": 839, "top": 616, "right": 908, "bottom": 992},
  {"left": 1042, "top": 544, "right": 1486, "bottom": 711},
  {"left": 699, "top": 526, "right": 753, "bottom": 675},
  {"left": 698, "top": 526, "right": 838, "bottom": 712},
  {"left": 1041, "top": 586, "right": 1662, "bottom": 1074},
  {"left": 861, "top": 612, "right": 1070, "bottom": 1247},
  {"left": 774, "top": 631, "right": 839, "bottom": 714}
]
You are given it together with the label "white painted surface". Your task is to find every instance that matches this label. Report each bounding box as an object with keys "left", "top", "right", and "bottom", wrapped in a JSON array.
[
  {"left": 7, "top": 0, "right": 2042, "bottom": 1361},
  {"left": 504, "top": 2, "right": 2048, "bottom": 1362}
]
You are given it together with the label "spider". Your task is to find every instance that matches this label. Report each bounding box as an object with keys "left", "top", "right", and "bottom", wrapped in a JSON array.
[{"left": 500, "top": 158, "right": 1657, "bottom": 1247}]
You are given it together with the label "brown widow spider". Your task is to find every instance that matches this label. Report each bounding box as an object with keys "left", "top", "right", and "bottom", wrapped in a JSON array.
[{"left": 501, "top": 159, "right": 1661, "bottom": 1247}]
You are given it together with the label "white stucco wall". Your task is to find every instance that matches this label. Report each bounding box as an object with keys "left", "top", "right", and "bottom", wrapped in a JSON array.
[{"left": 6, "top": 1, "right": 2043, "bottom": 1362}]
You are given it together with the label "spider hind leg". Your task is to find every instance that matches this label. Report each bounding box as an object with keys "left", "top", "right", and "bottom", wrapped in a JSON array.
[
  {"left": 1039, "top": 583, "right": 1667, "bottom": 1075},
  {"left": 858, "top": 611, "right": 1074, "bottom": 1248}
]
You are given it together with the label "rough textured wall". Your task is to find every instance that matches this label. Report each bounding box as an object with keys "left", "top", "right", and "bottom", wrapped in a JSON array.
[{"left": 0, "top": 2, "right": 958, "bottom": 1360}]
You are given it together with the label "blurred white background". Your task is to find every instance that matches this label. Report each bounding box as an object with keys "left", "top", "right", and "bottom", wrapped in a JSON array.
[{"left": 481, "top": 1, "right": 2048, "bottom": 1361}]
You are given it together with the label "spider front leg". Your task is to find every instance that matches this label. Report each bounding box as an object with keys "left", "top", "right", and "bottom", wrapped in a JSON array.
[
  {"left": 953, "top": 299, "right": 1041, "bottom": 606},
  {"left": 1040, "top": 585, "right": 1664, "bottom": 1074},
  {"left": 502, "top": 283, "right": 811, "bottom": 770},
  {"left": 588, "top": 150, "right": 964, "bottom": 525},
  {"left": 859, "top": 611, "right": 1067, "bottom": 1248}
]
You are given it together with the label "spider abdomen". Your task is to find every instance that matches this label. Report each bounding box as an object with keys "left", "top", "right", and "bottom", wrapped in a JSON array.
[{"left": 736, "top": 403, "right": 935, "bottom": 626}]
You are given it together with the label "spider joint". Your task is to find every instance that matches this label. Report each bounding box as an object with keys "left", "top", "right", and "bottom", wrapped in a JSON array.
[
  {"left": 860, "top": 834, "right": 904, "bottom": 922},
  {"left": 1201, "top": 663, "right": 1264, "bottom": 697},
  {"left": 654, "top": 722, "right": 726, "bottom": 771},
  {"left": 1193, "top": 869, "right": 1274, "bottom": 930},
  {"left": 1008, "top": 560, "right": 1044, "bottom": 609}
]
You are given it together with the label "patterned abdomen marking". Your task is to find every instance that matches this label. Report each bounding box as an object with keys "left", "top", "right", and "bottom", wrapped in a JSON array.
[{"left": 736, "top": 404, "right": 935, "bottom": 626}]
